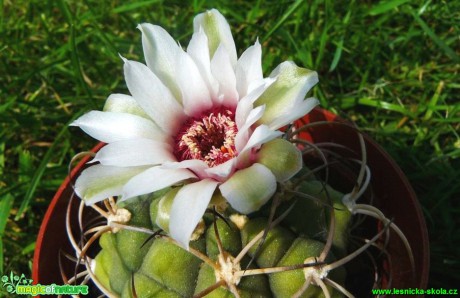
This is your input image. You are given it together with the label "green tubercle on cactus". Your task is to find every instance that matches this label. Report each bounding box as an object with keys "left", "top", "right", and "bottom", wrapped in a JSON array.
[
  {"left": 138, "top": 237, "right": 205, "bottom": 297},
  {"left": 297, "top": 181, "right": 352, "bottom": 256},
  {"left": 240, "top": 218, "right": 296, "bottom": 268},
  {"left": 269, "top": 238, "right": 344, "bottom": 298}
]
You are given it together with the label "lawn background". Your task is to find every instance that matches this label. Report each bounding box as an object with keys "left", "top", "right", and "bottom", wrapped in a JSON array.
[{"left": 1, "top": 0, "right": 459, "bottom": 292}]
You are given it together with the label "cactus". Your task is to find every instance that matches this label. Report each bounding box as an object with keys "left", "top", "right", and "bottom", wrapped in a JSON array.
[
  {"left": 65, "top": 9, "right": 415, "bottom": 297},
  {"left": 65, "top": 153, "right": 414, "bottom": 297},
  {"left": 70, "top": 174, "right": 351, "bottom": 297}
]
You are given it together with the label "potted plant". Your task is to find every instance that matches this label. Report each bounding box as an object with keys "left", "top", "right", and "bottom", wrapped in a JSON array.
[{"left": 33, "top": 9, "right": 428, "bottom": 297}]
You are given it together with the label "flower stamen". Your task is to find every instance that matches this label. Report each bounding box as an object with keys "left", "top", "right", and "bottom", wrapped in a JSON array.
[{"left": 174, "top": 107, "right": 238, "bottom": 167}]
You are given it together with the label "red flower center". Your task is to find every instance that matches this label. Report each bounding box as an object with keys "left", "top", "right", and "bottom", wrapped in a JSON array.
[{"left": 174, "top": 107, "right": 238, "bottom": 167}]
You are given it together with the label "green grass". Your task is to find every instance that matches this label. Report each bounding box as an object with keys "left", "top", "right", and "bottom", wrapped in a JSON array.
[{"left": 1, "top": 0, "right": 459, "bottom": 290}]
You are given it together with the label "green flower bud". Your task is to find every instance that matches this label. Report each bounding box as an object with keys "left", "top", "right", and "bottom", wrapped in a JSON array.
[{"left": 257, "top": 138, "right": 303, "bottom": 182}]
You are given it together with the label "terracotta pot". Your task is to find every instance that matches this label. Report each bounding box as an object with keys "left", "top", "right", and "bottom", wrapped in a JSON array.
[{"left": 33, "top": 108, "right": 429, "bottom": 294}]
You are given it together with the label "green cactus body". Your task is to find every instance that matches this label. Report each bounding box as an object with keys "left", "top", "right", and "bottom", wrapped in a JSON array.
[{"left": 92, "top": 179, "right": 352, "bottom": 298}]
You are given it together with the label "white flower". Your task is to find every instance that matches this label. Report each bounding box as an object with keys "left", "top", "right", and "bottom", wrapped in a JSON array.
[{"left": 71, "top": 9, "right": 318, "bottom": 249}]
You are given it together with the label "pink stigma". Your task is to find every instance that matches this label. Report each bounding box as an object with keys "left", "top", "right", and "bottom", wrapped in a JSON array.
[{"left": 174, "top": 107, "right": 238, "bottom": 167}]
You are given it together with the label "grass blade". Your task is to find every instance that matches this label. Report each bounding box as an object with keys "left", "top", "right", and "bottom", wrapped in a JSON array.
[
  {"left": 368, "top": 0, "right": 411, "bottom": 16},
  {"left": 340, "top": 97, "right": 415, "bottom": 116},
  {"left": 262, "top": 0, "right": 305, "bottom": 41},
  {"left": 15, "top": 122, "right": 71, "bottom": 220},
  {"left": 329, "top": 37, "right": 344, "bottom": 72},
  {"left": 112, "top": 0, "right": 163, "bottom": 14},
  {"left": 424, "top": 81, "right": 444, "bottom": 121},
  {"left": 412, "top": 12, "right": 459, "bottom": 63},
  {"left": 0, "top": 194, "right": 14, "bottom": 275},
  {"left": 57, "top": 0, "right": 95, "bottom": 106},
  {"left": 0, "top": 142, "right": 4, "bottom": 175}
]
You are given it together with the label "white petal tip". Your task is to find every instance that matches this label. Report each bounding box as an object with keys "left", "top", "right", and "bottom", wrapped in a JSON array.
[
  {"left": 137, "top": 23, "right": 155, "bottom": 33},
  {"left": 177, "top": 240, "right": 190, "bottom": 251},
  {"left": 118, "top": 53, "right": 127, "bottom": 63},
  {"left": 83, "top": 197, "right": 102, "bottom": 206},
  {"left": 311, "top": 97, "right": 320, "bottom": 105},
  {"left": 119, "top": 193, "right": 130, "bottom": 203},
  {"left": 309, "top": 71, "right": 319, "bottom": 84}
]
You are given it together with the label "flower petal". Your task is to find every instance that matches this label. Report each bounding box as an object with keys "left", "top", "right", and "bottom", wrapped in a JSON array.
[
  {"left": 123, "top": 59, "right": 186, "bottom": 134},
  {"left": 210, "top": 44, "right": 238, "bottom": 107},
  {"left": 92, "top": 138, "right": 174, "bottom": 167},
  {"left": 103, "top": 93, "right": 149, "bottom": 119},
  {"left": 265, "top": 97, "right": 319, "bottom": 130},
  {"left": 187, "top": 28, "right": 219, "bottom": 100},
  {"left": 75, "top": 165, "right": 147, "bottom": 205},
  {"left": 204, "top": 158, "right": 237, "bottom": 181},
  {"left": 176, "top": 50, "right": 213, "bottom": 117},
  {"left": 219, "top": 163, "right": 276, "bottom": 214},
  {"left": 193, "top": 9, "right": 237, "bottom": 67},
  {"left": 161, "top": 160, "right": 209, "bottom": 180},
  {"left": 237, "top": 124, "right": 283, "bottom": 168},
  {"left": 240, "top": 124, "right": 283, "bottom": 155},
  {"left": 70, "top": 111, "right": 166, "bottom": 143},
  {"left": 235, "top": 105, "right": 265, "bottom": 152},
  {"left": 169, "top": 179, "right": 219, "bottom": 249},
  {"left": 236, "top": 40, "right": 263, "bottom": 98},
  {"left": 255, "top": 61, "right": 319, "bottom": 129},
  {"left": 138, "top": 23, "right": 182, "bottom": 100},
  {"left": 235, "top": 77, "right": 276, "bottom": 128},
  {"left": 122, "top": 167, "right": 196, "bottom": 201}
]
